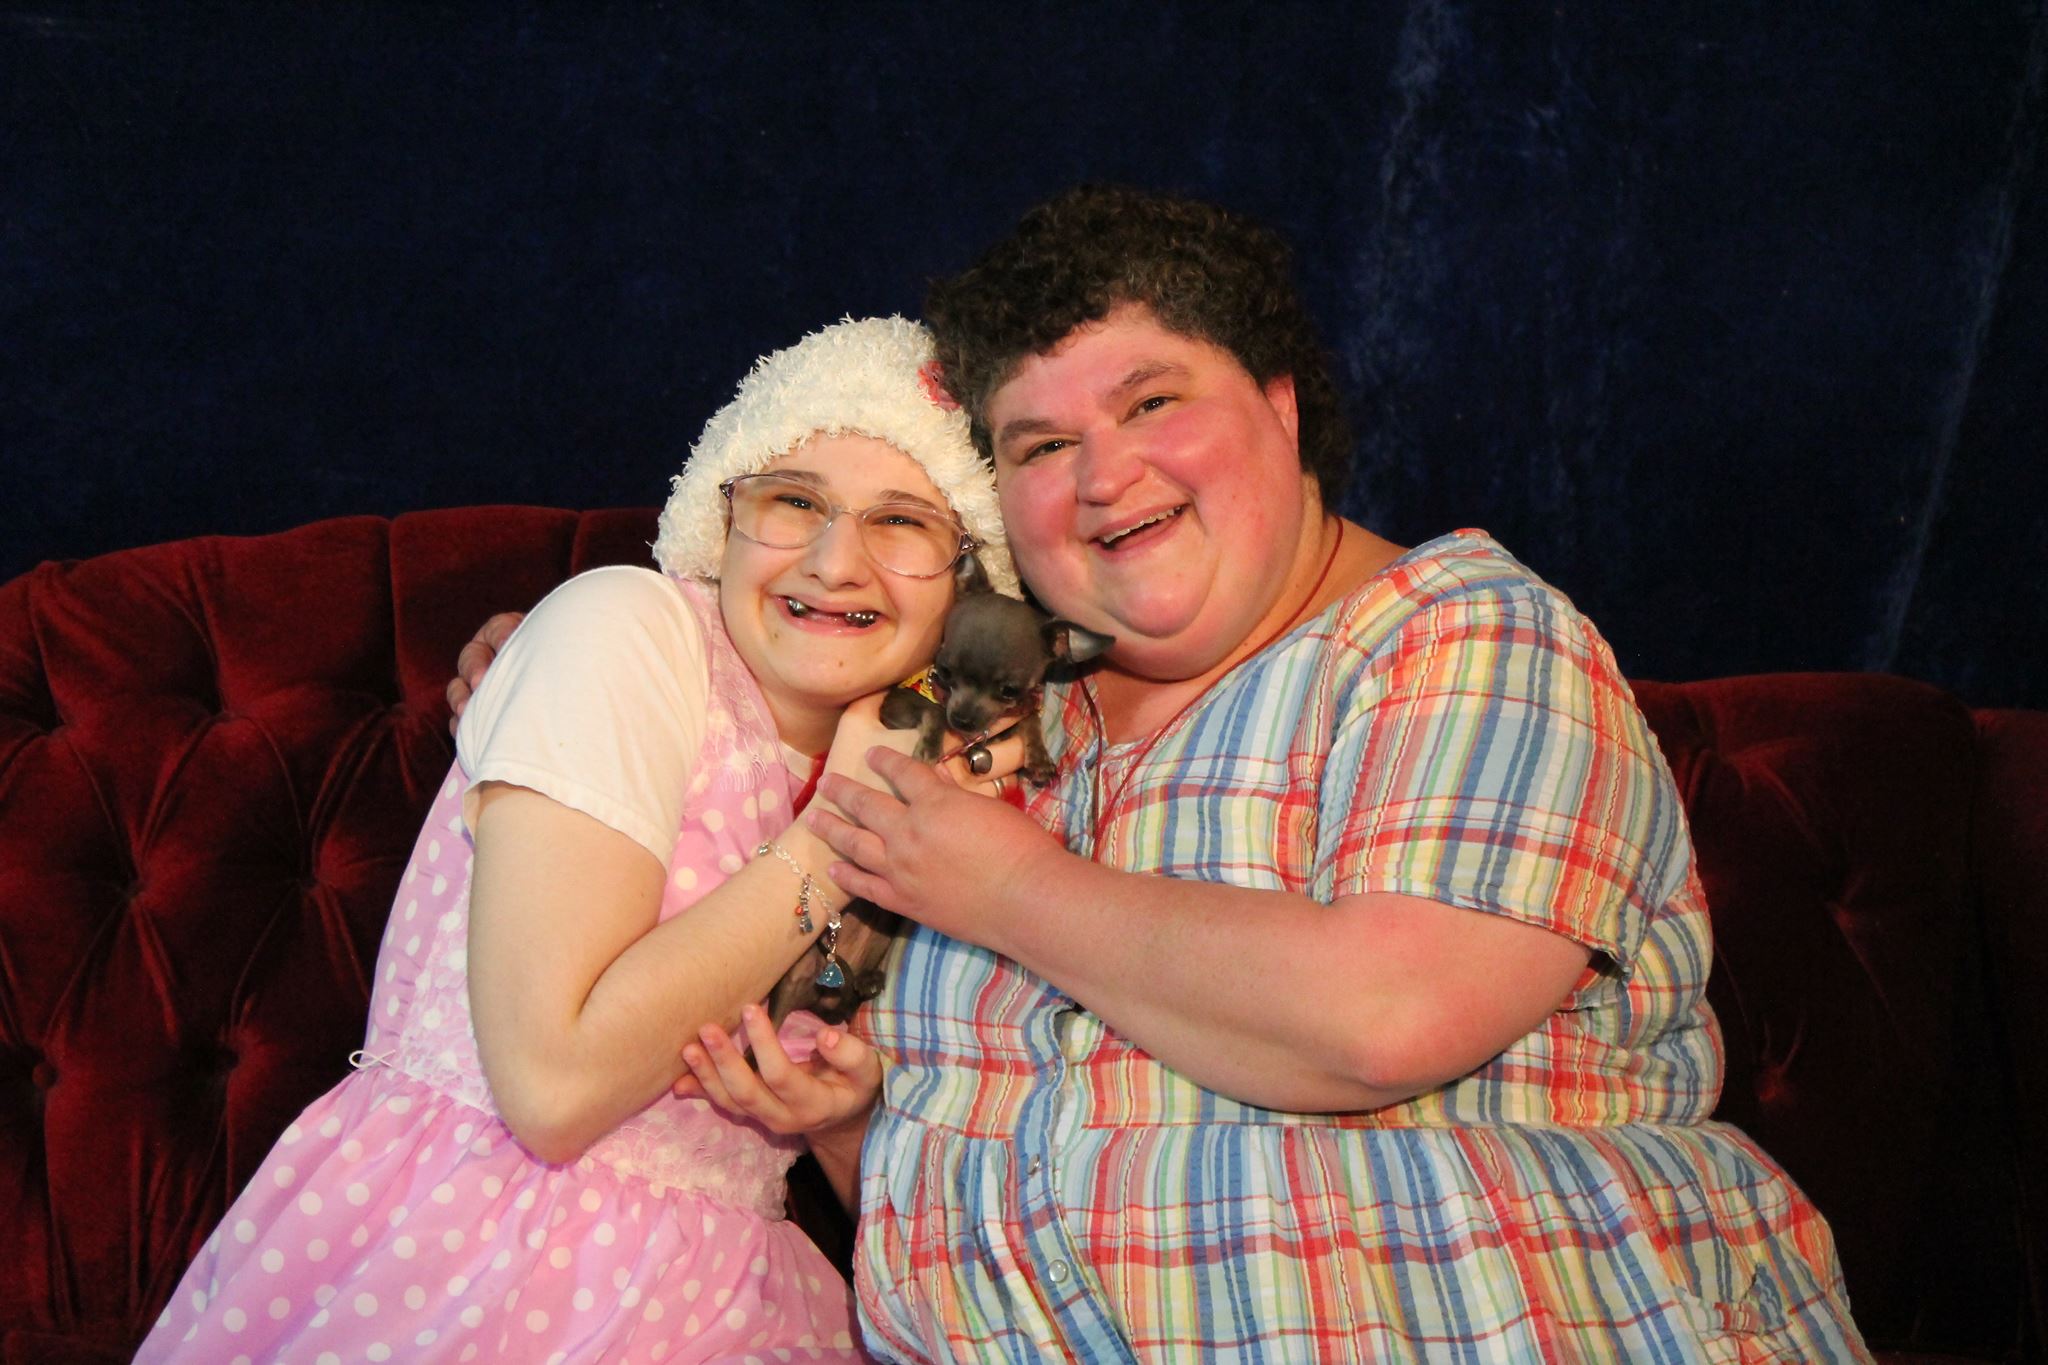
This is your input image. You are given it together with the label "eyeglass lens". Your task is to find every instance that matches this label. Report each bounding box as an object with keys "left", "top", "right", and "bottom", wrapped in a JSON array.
[{"left": 728, "top": 476, "right": 962, "bottom": 577}]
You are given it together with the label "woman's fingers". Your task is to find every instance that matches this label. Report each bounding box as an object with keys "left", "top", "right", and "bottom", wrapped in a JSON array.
[
  {"left": 815, "top": 747, "right": 1035, "bottom": 914},
  {"left": 444, "top": 677, "right": 471, "bottom": 732},
  {"left": 446, "top": 610, "right": 526, "bottom": 733},
  {"left": 822, "top": 739, "right": 1020, "bottom": 820},
  {"left": 864, "top": 744, "right": 945, "bottom": 796},
  {"left": 456, "top": 612, "right": 522, "bottom": 689},
  {"left": 806, "top": 798, "right": 894, "bottom": 869},
  {"left": 823, "top": 859, "right": 894, "bottom": 907}
]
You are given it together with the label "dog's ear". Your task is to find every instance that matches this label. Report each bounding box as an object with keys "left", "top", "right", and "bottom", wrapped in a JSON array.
[
  {"left": 953, "top": 552, "right": 991, "bottom": 597},
  {"left": 1045, "top": 619, "right": 1115, "bottom": 665}
]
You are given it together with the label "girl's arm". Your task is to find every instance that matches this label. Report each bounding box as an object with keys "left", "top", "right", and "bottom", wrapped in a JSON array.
[
  {"left": 468, "top": 691, "right": 980, "bottom": 1165},
  {"left": 467, "top": 789, "right": 847, "bottom": 1163},
  {"left": 454, "top": 569, "right": 912, "bottom": 1166},
  {"left": 455, "top": 568, "right": 1022, "bottom": 1164}
]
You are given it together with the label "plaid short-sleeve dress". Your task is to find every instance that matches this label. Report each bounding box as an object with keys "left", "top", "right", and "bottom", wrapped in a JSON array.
[{"left": 853, "top": 532, "right": 1871, "bottom": 1363}]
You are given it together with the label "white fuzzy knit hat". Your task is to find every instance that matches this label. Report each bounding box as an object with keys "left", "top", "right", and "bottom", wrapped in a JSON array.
[{"left": 653, "top": 316, "right": 1019, "bottom": 598}]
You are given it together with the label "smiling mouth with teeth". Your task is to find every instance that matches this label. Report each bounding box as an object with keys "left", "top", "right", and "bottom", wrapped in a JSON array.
[
  {"left": 784, "top": 598, "right": 879, "bottom": 628},
  {"left": 1098, "top": 506, "right": 1185, "bottom": 548}
]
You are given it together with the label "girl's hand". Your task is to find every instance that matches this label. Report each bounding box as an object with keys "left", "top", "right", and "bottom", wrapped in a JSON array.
[
  {"left": 820, "top": 694, "right": 921, "bottom": 805},
  {"left": 930, "top": 719, "right": 1033, "bottom": 801},
  {"left": 674, "top": 1004, "right": 882, "bottom": 1139},
  {"left": 824, "top": 691, "right": 1032, "bottom": 807}
]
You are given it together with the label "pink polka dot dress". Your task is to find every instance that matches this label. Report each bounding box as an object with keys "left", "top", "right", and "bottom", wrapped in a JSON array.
[{"left": 139, "top": 579, "right": 869, "bottom": 1364}]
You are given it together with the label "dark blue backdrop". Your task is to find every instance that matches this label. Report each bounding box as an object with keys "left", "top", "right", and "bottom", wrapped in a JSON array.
[{"left": 6, "top": 2, "right": 2044, "bottom": 705}]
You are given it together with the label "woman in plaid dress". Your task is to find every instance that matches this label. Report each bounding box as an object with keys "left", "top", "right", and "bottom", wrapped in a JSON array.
[{"left": 670, "top": 188, "right": 1872, "bottom": 1363}]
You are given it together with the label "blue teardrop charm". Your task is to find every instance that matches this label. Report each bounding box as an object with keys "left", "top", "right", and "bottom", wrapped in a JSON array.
[{"left": 816, "top": 959, "right": 846, "bottom": 989}]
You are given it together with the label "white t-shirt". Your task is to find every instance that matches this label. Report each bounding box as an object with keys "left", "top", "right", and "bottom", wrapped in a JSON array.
[{"left": 453, "top": 566, "right": 718, "bottom": 865}]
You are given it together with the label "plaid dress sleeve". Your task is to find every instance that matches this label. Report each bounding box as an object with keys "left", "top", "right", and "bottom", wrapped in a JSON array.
[{"left": 1321, "top": 571, "right": 1687, "bottom": 986}]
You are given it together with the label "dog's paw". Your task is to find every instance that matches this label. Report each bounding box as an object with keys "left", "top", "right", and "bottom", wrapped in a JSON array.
[{"left": 879, "top": 685, "right": 937, "bottom": 732}]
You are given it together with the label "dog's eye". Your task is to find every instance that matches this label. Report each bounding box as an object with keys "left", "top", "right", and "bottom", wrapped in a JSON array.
[
  {"left": 998, "top": 685, "right": 1021, "bottom": 702},
  {"left": 929, "top": 665, "right": 952, "bottom": 686}
]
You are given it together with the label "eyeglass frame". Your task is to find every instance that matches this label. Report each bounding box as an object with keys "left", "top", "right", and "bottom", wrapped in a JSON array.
[{"left": 717, "top": 472, "right": 979, "bottom": 579}]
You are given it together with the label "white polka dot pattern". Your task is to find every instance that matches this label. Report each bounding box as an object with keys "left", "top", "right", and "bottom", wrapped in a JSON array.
[{"left": 137, "top": 581, "right": 865, "bottom": 1363}]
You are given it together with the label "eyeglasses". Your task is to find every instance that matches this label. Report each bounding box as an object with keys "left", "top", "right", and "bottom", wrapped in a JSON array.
[{"left": 719, "top": 473, "right": 976, "bottom": 579}]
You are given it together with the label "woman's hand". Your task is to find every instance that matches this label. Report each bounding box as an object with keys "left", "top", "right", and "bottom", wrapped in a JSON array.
[
  {"left": 825, "top": 692, "right": 1031, "bottom": 805},
  {"left": 807, "top": 746, "right": 1063, "bottom": 950},
  {"left": 445, "top": 610, "right": 525, "bottom": 734}
]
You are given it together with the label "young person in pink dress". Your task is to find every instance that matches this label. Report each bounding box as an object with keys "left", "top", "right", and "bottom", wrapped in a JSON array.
[{"left": 137, "top": 317, "right": 1021, "bottom": 1365}]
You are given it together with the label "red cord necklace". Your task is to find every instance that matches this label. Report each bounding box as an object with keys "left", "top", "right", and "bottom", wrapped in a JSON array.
[
  {"left": 790, "top": 751, "right": 826, "bottom": 815},
  {"left": 1084, "top": 519, "right": 1346, "bottom": 855}
]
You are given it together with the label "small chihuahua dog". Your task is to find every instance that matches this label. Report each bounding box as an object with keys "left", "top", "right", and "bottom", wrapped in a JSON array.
[
  {"left": 767, "top": 556, "right": 1112, "bottom": 1024},
  {"left": 878, "top": 555, "right": 1115, "bottom": 783}
]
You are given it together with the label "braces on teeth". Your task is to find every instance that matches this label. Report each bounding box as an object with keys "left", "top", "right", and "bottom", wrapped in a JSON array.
[{"left": 786, "top": 598, "right": 878, "bottom": 627}]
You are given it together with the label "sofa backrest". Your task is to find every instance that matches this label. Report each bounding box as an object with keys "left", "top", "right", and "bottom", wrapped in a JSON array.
[
  {"left": 1633, "top": 676, "right": 2035, "bottom": 1358},
  {"left": 0, "top": 507, "right": 657, "bottom": 1363},
  {"left": 1971, "top": 706, "right": 2048, "bottom": 1356},
  {"left": 0, "top": 508, "right": 2038, "bottom": 1362}
]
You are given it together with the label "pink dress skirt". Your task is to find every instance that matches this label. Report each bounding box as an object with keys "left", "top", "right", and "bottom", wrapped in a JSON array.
[{"left": 140, "top": 579, "right": 868, "bottom": 1364}]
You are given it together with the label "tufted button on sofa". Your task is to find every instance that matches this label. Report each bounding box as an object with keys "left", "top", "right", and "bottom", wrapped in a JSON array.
[{"left": 1, "top": 508, "right": 2042, "bottom": 1363}]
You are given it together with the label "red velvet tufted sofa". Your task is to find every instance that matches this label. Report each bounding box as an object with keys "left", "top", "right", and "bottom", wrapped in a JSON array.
[{"left": 2, "top": 507, "right": 2042, "bottom": 1364}]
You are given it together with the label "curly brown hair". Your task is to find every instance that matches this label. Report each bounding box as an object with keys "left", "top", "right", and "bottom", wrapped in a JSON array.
[{"left": 924, "top": 184, "right": 1353, "bottom": 500}]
